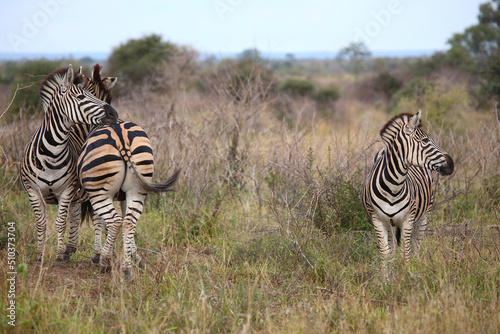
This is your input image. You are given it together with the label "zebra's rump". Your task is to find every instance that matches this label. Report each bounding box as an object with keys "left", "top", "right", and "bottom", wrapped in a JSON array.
[{"left": 78, "top": 120, "right": 155, "bottom": 196}]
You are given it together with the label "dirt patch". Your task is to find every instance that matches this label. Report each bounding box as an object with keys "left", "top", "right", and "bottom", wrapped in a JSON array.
[{"left": 27, "top": 259, "right": 111, "bottom": 294}]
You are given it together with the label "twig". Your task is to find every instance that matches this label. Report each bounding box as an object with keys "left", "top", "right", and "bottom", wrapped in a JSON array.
[
  {"left": 268, "top": 193, "right": 315, "bottom": 269},
  {"left": 0, "top": 82, "right": 38, "bottom": 121}
]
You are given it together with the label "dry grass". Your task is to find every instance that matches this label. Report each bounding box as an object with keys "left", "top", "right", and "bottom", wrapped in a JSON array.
[{"left": 0, "top": 65, "right": 499, "bottom": 333}]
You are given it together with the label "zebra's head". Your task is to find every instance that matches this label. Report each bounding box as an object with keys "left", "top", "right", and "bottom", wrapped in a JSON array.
[
  {"left": 40, "top": 65, "right": 119, "bottom": 126},
  {"left": 380, "top": 110, "right": 454, "bottom": 176},
  {"left": 77, "top": 64, "right": 117, "bottom": 103}
]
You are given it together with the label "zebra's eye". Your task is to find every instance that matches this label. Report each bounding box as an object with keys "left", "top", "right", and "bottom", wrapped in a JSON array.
[
  {"left": 77, "top": 94, "right": 85, "bottom": 100},
  {"left": 421, "top": 137, "right": 430, "bottom": 144}
]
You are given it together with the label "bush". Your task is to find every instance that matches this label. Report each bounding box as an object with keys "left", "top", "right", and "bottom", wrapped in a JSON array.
[
  {"left": 214, "top": 49, "right": 276, "bottom": 102},
  {"left": 387, "top": 79, "right": 434, "bottom": 113},
  {"left": 373, "top": 71, "right": 402, "bottom": 99},
  {"left": 107, "top": 34, "right": 177, "bottom": 95},
  {"left": 314, "top": 87, "right": 339, "bottom": 103},
  {"left": 280, "top": 79, "right": 315, "bottom": 97},
  {"left": 267, "top": 142, "right": 370, "bottom": 240},
  {"left": 390, "top": 80, "right": 470, "bottom": 133}
]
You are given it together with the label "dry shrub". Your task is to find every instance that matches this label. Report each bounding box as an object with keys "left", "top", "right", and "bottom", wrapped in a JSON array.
[
  {"left": 111, "top": 62, "right": 278, "bottom": 240},
  {"left": 429, "top": 109, "right": 500, "bottom": 224}
]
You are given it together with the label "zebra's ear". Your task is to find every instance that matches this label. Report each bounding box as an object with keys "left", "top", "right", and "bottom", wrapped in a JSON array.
[
  {"left": 409, "top": 109, "right": 422, "bottom": 131},
  {"left": 103, "top": 77, "right": 118, "bottom": 89},
  {"left": 62, "top": 64, "right": 75, "bottom": 89}
]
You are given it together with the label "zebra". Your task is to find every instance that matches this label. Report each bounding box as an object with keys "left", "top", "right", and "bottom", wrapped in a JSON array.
[
  {"left": 20, "top": 65, "right": 119, "bottom": 263},
  {"left": 362, "top": 110, "right": 454, "bottom": 263},
  {"left": 59, "top": 64, "right": 118, "bottom": 257},
  {"left": 77, "top": 102, "right": 180, "bottom": 281}
]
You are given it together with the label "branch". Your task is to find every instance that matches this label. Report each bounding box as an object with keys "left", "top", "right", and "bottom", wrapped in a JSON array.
[{"left": 0, "top": 82, "right": 38, "bottom": 121}]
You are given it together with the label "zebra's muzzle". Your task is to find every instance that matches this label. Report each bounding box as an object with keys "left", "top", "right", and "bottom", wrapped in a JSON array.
[
  {"left": 437, "top": 154, "right": 454, "bottom": 176},
  {"left": 101, "top": 104, "right": 119, "bottom": 125}
]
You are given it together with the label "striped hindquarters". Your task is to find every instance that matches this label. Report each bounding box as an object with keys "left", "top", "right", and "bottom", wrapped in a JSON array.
[{"left": 78, "top": 120, "right": 154, "bottom": 198}]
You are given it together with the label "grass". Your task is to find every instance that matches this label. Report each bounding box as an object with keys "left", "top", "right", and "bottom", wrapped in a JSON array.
[{"left": 0, "top": 65, "right": 499, "bottom": 333}]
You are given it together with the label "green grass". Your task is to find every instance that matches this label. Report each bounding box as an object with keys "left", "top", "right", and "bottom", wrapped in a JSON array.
[{"left": 1, "top": 188, "right": 499, "bottom": 333}]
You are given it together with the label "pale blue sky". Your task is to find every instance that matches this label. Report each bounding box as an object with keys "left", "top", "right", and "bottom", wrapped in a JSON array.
[{"left": 0, "top": 0, "right": 486, "bottom": 56}]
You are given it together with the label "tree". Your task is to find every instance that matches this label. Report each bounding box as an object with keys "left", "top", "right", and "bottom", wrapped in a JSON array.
[
  {"left": 447, "top": 0, "right": 500, "bottom": 101},
  {"left": 107, "top": 34, "right": 177, "bottom": 94},
  {"left": 337, "top": 41, "right": 371, "bottom": 75}
]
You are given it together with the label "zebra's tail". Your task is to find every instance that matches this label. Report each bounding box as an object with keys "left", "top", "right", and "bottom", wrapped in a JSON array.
[
  {"left": 129, "top": 161, "right": 181, "bottom": 193},
  {"left": 81, "top": 200, "right": 94, "bottom": 226},
  {"left": 136, "top": 168, "right": 181, "bottom": 193}
]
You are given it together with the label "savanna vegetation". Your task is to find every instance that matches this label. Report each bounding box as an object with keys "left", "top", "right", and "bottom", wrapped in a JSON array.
[{"left": 0, "top": 2, "right": 499, "bottom": 332}]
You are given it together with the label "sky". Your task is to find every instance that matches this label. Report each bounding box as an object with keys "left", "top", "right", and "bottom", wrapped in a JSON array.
[{"left": 0, "top": 0, "right": 486, "bottom": 57}]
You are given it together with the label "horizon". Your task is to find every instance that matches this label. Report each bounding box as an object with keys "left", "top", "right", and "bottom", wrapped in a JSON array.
[{"left": 0, "top": 48, "right": 440, "bottom": 62}]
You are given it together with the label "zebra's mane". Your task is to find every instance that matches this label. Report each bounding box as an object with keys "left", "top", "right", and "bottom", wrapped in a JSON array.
[
  {"left": 379, "top": 112, "right": 422, "bottom": 143},
  {"left": 91, "top": 64, "right": 113, "bottom": 103}
]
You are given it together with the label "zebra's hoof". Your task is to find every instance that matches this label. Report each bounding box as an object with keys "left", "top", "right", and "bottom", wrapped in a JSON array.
[
  {"left": 56, "top": 254, "right": 70, "bottom": 263},
  {"left": 91, "top": 253, "right": 100, "bottom": 264},
  {"left": 99, "top": 256, "right": 112, "bottom": 273},
  {"left": 64, "top": 246, "right": 77, "bottom": 255},
  {"left": 100, "top": 264, "right": 112, "bottom": 273},
  {"left": 137, "top": 259, "right": 145, "bottom": 270},
  {"left": 122, "top": 268, "right": 133, "bottom": 281}
]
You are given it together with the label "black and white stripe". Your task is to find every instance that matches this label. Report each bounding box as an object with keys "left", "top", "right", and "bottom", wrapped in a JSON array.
[
  {"left": 20, "top": 65, "right": 118, "bottom": 262},
  {"left": 362, "top": 110, "right": 454, "bottom": 261},
  {"left": 77, "top": 101, "right": 180, "bottom": 281}
]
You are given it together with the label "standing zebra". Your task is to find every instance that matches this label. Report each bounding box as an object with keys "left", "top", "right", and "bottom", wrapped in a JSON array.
[
  {"left": 78, "top": 106, "right": 180, "bottom": 280},
  {"left": 62, "top": 64, "right": 118, "bottom": 255},
  {"left": 20, "top": 65, "right": 119, "bottom": 263},
  {"left": 362, "top": 110, "right": 454, "bottom": 263}
]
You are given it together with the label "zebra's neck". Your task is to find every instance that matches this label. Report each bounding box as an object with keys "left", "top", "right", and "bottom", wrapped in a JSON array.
[
  {"left": 380, "top": 146, "right": 409, "bottom": 198},
  {"left": 39, "top": 108, "right": 73, "bottom": 154}
]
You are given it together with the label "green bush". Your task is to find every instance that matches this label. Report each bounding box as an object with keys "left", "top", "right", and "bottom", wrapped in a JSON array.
[
  {"left": 373, "top": 71, "right": 402, "bottom": 99},
  {"left": 314, "top": 87, "right": 339, "bottom": 103},
  {"left": 390, "top": 80, "right": 469, "bottom": 133},
  {"left": 316, "top": 168, "right": 371, "bottom": 235},
  {"left": 107, "top": 34, "right": 177, "bottom": 94},
  {"left": 280, "top": 78, "right": 314, "bottom": 97},
  {"left": 387, "top": 79, "right": 434, "bottom": 113},
  {"left": 267, "top": 145, "right": 370, "bottom": 239}
]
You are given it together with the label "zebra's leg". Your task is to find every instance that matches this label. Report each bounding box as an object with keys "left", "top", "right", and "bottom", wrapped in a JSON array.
[
  {"left": 91, "top": 197, "right": 123, "bottom": 272},
  {"left": 121, "top": 194, "right": 145, "bottom": 281},
  {"left": 372, "top": 216, "right": 396, "bottom": 281},
  {"left": 65, "top": 203, "right": 81, "bottom": 257},
  {"left": 91, "top": 212, "right": 104, "bottom": 264},
  {"left": 400, "top": 219, "right": 414, "bottom": 263},
  {"left": 54, "top": 193, "right": 73, "bottom": 262},
  {"left": 28, "top": 189, "right": 47, "bottom": 262},
  {"left": 121, "top": 199, "right": 144, "bottom": 270},
  {"left": 411, "top": 216, "right": 428, "bottom": 256},
  {"left": 100, "top": 216, "right": 122, "bottom": 273},
  {"left": 372, "top": 217, "right": 395, "bottom": 259}
]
